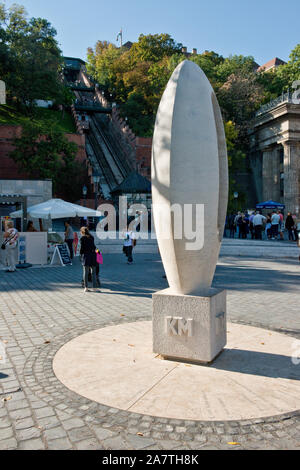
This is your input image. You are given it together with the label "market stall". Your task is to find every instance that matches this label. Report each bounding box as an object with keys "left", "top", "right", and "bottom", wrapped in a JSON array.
[
  {"left": 10, "top": 199, "right": 102, "bottom": 266},
  {"left": 256, "top": 200, "right": 285, "bottom": 211}
]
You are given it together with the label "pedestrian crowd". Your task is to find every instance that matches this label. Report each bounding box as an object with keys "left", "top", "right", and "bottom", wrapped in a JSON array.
[{"left": 226, "top": 210, "right": 299, "bottom": 241}]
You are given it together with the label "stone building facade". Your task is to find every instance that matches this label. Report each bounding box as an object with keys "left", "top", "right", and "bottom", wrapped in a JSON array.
[{"left": 249, "top": 93, "right": 300, "bottom": 216}]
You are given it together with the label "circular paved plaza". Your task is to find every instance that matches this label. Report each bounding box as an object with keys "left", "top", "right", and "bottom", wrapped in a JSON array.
[
  {"left": 0, "top": 253, "right": 300, "bottom": 450},
  {"left": 54, "top": 321, "right": 300, "bottom": 421}
]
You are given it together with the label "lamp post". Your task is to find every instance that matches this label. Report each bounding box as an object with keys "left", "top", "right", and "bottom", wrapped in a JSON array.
[
  {"left": 82, "top": 185, "right": 87, "bottom": 208},
  {"left": 234, "top": 192, "right": 239, "bottom": 212},
  {"left": 92, "top": 171, "right": 101, "bottom": 210}
]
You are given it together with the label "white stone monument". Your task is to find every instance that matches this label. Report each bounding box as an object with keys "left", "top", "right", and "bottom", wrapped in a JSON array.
[
  {"left": 0, "top": 80, "right": 6, "bottom": 105},
  {"left": 152, "top": 60, "right": 228, "bottom": 363}
]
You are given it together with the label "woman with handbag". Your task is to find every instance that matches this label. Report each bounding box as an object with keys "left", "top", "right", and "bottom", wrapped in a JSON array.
[
  {"left": 3, "top": 221, "right": 19, "bottom": 272},
  {"left": 79, "top": 226, "right": 99, "bottom": 293}
]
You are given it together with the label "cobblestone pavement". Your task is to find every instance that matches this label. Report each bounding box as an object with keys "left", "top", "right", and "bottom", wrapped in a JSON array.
[{"left": 0, "top": 254, "right": 300, "bottom": 450}]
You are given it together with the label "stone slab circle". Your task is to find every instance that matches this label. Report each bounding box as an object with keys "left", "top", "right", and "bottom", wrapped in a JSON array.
[
  {"left": 53, "top": 321, "right": 300, "bottom": 422},
  {"left": 151, "top": 60, "right": 228, "bottom": 296}
]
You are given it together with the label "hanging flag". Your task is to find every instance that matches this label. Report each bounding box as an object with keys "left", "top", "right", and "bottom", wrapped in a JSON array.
[{"left": 116, "top": 29, "right": 123, "bottom": 44}]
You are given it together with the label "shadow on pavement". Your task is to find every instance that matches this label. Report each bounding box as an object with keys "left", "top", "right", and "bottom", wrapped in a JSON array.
[
  {"left": 0, "top": 254, "right": 299, "bottom": 296},
  {"left": 208, "top": 347, "right": 300, "bottom": 381}
]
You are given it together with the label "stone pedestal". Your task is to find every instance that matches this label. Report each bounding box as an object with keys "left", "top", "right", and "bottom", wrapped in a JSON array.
[{"left": 153, "top": 288, "right": 226, "bottom": 364}]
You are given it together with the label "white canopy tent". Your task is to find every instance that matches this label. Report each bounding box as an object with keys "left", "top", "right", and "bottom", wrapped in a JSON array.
[{"left": 10, "top": 198, "right": 102, "bottom": 219}]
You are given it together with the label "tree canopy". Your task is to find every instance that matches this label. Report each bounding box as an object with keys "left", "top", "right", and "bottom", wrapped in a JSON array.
[
  {"left": 0, "top": 2, "right": 71, "bottom": 109},
  {"left": 87, "top": 34, "right": 299, "bottom": 139},
  {"left": 86, "top": 33, "right": 299, "bottom": 206},
  {"left": 10, "top": 120, "right": 84, "bottom": 201}
]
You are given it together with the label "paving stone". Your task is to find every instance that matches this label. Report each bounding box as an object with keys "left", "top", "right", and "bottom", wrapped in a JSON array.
[
  {"left": 47, "top": 438, "right": 73, "bottom": 450},
  {"left": 91, "top": 426, "right": 118, "bottom": 441},
  {"left": 67, "top": 426, "right": 95, "bottom": 442},
  {"left": 0, "top": 427, "right": 14, "bottom": 440},
  {"left": 44, "top": 426, "right": 67, "bottom": 440},
  {"left": 34, "top": 407, "right": 56, "bottom": 419},
  {"left": 102, "top": 435, "right": 129, "bottom": 450},
  {"left": 14, "top": 417, "right": 35, "bottom": 430},
  {"left": 0, "top": 408, "right": 8, "bottom": 418},
  {"left": 16, "top": 427, "right": 41, "bottom": 441},
  {"left": 0, "top": 254, "right": 300, "bottom": 450},
  {"left": 0, "top": 438, "right": 18, "bottom": 450},
  {"left": 37, "top": 415, "right": 61, "bottom": 430},
  {"left": 18, "top": 438, "right": 45, "bottom": 450},
  {"left": 125, "top": 434, "right": 156, "bottom": 450},
  {"left": 0, "top": 417, "right": 11, "bottom": 429},
  {"left": 75, "top": 438, "right": 105, "bottom": 450},
  {"left": 8, "top": 408, "right": 32, "bottom": 421},
  {"left": 6, "top": 399, "right": 29, "bottom": 411},
  {"left": 158, "top": 439, "right": 185, "bottom": 450},
  {"left": 62, "top": 418, "right": 85, "bottom": 431}
]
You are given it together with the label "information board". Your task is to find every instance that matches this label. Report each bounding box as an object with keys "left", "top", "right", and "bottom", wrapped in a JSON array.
[
  {"left": 18, "top": 235, "right": 26, "bottom": 263},
  {"left": 51, "top": 243, "right": 72, "bottom": 266}
]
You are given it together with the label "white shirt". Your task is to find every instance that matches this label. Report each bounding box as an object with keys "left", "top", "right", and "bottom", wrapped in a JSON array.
[
  {"left": 5, "top": 228, "right": 19, "bottom": 248},
  {"left": 123, "top": 231, "right": 135, "bottom": 247},
  {"left": 253, "top": 214, "right": 266, "bottom": 226},
  {"left": 271, "top": 213, "right": 280, "bottom": 225}
]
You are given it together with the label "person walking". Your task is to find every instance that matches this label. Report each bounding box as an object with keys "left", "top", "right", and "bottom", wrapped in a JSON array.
[
  {"left": 265, "top": 213, "right": 272, "bottom": 239},
  {"left": 80, "top": 227, "right": 99, "bottom": 292},
  {"left": 239, "top": 214, "right": 248, "bottom": 239},
  {"left": 277, "top": 210, "right": 284, "bottom": 240},
  {"left": 293, "top": 214, "right": 299, "bottom": 242},
  {"left": 64, "top": 221, "right": 74, "bottom": 260},
  {"left": 253, "top": 211, "right": 266, "bottom": 240},
  {"left": 249, "top": 211, "right": 255, "bottom": 240},
  {"left": 123, "top": 228, "right": 136, "bottom": 264},
  {"left": 271, "top": 211, "right": 280, "bottom": 240},
  {"left": 285, "top": 212, "right": 295, "bottom": 241},
  {"left": 234, "top": 212, "right": 242, "bottom": 239},
  {"left": 228, "top": 213, "right": 236, "bottom": 238},
  {"left": 3, "top": 221, "right": 19, "bottom": 272}
]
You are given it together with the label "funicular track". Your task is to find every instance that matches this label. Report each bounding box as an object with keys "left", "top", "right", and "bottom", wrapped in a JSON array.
[{"left": 74, "top": 89, "right": 133, "bottom": 195}]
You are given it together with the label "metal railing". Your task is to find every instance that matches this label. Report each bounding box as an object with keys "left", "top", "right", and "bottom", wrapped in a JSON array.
[{"left": 256, "top": 91, "right": 294, "bottom": 117}]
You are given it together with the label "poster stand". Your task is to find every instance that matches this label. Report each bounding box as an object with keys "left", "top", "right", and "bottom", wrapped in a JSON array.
[{"left": 50, "top": 244, "right": 72, "bottom": 266}]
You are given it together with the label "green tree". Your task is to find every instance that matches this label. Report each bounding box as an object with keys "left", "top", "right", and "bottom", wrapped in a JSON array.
[
  {"left": 10, "top": 121, "right": 83, "bottom": 200},
  {"left": 86, "top": 41, "right": 122, "bottom": 91},
  {"left": 86, "top": 33, "right": 184, "bottom": 133},
  {"left": 189, "top": 50, "right": 224, "bottom": 86},
  {"left": 275, "top": 44, "right": 300, "bottom": 89},
  {"left": 0, "top": 3, "right": 65, "bottom": 109},
  {"left": 129, "top": 33, "right": 182, "bottom": 63},
  {"left": 217, "top": 71, "right": 265, "bottom": 128},
  {"left": 216, "top": 55, "right": 257, "bottom": 82}
]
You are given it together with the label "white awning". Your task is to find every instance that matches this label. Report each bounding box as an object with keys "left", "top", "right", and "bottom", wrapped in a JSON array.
[{"left": 10, "top": 198, "right": 102, "bottom": 219}]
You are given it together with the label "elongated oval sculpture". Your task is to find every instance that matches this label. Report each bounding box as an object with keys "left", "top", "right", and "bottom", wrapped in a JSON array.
[{"left": 152, "top": 60, "right": 228, "bottom": 295}]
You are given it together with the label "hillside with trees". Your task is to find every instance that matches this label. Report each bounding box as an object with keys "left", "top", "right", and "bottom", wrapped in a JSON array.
[
  {"left": 87, "top": 34, "right": 299, "bottom": 209},
  {"left": 0, "top": 2, "right": 85, "bottom": 201}
]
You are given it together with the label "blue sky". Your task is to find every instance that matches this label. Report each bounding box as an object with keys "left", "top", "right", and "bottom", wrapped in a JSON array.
[{"left": 3, "top": 0, "right": 300, "bottom": 65}]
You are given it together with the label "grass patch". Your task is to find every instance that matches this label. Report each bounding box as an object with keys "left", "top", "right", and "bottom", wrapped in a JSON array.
[{"left": 0, "top": 105, "right": 76, "bottom": 133}]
